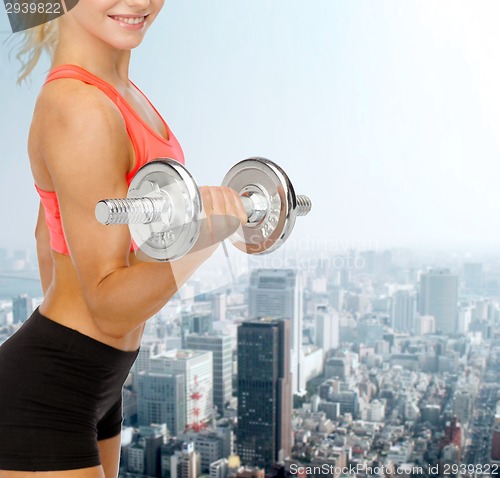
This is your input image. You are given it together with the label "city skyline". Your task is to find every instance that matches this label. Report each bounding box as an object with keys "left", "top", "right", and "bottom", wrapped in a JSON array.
[{"left": 2, "top": 243, "right": 500, "bottom": 475}]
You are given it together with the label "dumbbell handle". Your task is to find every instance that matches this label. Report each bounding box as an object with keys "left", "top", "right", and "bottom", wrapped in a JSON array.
[{"left": 96, "top": 192, "right": 311, "bottom": 226}]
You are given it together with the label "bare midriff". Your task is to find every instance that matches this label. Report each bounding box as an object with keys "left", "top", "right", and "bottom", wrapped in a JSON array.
[{"left": 39, "top": 250, "right": 144, "bottom": 352}]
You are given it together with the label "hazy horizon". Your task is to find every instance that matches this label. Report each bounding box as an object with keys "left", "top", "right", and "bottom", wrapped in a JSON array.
[{"left": 2, "top": 1, "right": 500, "bottom": 254}]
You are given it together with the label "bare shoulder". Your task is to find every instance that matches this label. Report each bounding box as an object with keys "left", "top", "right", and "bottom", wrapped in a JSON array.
[
  {"left": 34, "top": 79, "right": 128, "bottom": 138},
  {"left": 30, "top": 78, "right": 131, "bottom": 179}
]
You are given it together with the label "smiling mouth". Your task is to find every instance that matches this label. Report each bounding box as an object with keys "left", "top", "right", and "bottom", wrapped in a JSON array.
[{"left": 109, "top": 15, "right": 149, "bottom": 25}]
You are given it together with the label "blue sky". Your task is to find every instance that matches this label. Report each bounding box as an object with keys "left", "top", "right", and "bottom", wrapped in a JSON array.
[{"left": 1, "top": 1, "right": 500, "bottom": 255}]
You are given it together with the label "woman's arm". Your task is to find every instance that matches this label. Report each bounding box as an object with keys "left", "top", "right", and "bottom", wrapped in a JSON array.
[
  {"left": 34, "top": 201, "right": 53, "bottom": 295},
  {"left": 36, "top": 80, "right": 246, "bottom": 339}
]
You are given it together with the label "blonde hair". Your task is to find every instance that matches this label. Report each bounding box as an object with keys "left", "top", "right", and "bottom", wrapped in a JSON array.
[{"left": 11, "top": 18, "right": 59, "bottom": 85}]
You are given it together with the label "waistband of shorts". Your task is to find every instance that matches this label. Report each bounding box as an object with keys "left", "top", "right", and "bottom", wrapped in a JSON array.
[{"left": 24, "top": 307, "right": 140, "bottom": 369}]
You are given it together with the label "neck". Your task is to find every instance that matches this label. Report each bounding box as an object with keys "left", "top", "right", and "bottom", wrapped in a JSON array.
[{"left": 53, "top": 19, "right": 132, "bottom": 88}]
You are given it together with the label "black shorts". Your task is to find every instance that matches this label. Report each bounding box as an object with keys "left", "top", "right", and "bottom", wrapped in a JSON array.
[{"left": 0, "top": 307, "right": 139, "bottom": 471}]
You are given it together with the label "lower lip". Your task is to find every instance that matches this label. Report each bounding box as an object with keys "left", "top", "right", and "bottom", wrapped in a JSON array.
[{"left": 109, "top": 16, "right": 147, "bottom": 30}]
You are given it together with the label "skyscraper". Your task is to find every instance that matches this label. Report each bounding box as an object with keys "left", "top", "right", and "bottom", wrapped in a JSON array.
[
  {"left": 248, "top": 269, "right": 304, "bottom": 395},
  {"left": 185, "top": 333, "right": 232, "bottom": 414},
  {"left": 329, "top": 286, "right": 344, "bottom": 312},
  {"left": 314, "top": 305, "right": 339, "bottom": 354},
  {"left": 12, "top": 294, "right": 32, "bottom": 324},
  {"left": 150, "top": 349, "right": 214, "bottom": 430},
  {"left": 419, "top": 269, "right": 458, "bottom": 335},
  {"left": 212, "top": 293, "right": 226, "bottom": 322},
  {"left": 391, "top": 290, "right": 416, "bottom": 333},
  {"left": 137, "top": 372, "right": 186, "bottom": 436},
  {"left": 237, "top": 318, "right": 292, "bottom": 471}
]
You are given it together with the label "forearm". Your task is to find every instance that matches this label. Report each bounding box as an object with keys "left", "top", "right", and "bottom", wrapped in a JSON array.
[{"left": 90, "top": 245, "right": 217, "bottom": 338}]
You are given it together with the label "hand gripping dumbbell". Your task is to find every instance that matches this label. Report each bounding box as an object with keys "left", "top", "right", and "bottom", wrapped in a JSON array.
[{"left": 95, "top": 157, "right": 312, "bottom": 261}]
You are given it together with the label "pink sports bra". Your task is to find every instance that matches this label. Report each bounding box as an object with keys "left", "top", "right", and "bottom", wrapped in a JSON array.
[{"left": 35, "top": 64, "right": 185, "bottom": 255}]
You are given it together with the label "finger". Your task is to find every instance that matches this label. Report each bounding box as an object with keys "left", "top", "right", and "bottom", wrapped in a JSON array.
[
  {"left": 210, "top": 187, "right": 232, "bottom": 244},
  {"left": 220, "top": 187, "right": 240, "bottom": 236},
  {"left": 211, "top": 187, "right": 226, "bottom": 216},
  {"left": 198, "top": 186, "right": 212, "bottom": 218},
  {"left": 231, "top": 189, "right": 248, "bottom": 225},
  {"left": 223, "top": 187, "right": 247, "bottom": 225}
]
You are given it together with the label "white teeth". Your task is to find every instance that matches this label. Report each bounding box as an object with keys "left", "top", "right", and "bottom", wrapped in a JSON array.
[{"left": 113, "top": 16, "right": 145, "bottom": 25}]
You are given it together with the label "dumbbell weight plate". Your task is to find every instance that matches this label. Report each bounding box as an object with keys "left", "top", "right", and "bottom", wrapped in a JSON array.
[
  {"left": 128, "top": 159, "right": 202, "bottom": 261},
  {"left": 221, "top": 157, "right": 299, "bottom": 255}
]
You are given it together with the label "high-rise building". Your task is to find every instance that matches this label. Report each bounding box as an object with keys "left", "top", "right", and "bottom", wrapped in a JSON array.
[
  {"left": 137, "top": 371, "right": 186, "bottom": 436},
  {"left": 391, "top": 290, "right": 416, "bottom": 333},
  {"left": 457, "top": 306, "right": 472, "bottom": 335},
  {"left": 212, "top": 293, "right": 226, "bottom": 322},
  {"left": 237, "top": 318, "right": 292, "bottom": 471},
  {"left": 185, "top": 333, "right": 232, "bottom": 414},
  {"left": 472, "top": 299, "right": 489, "bottom": 321},
  {"left": 12, "top": 294, "right": 32, "bottom": 324},
  {"left": 151, "top": 349, "right": 213, "bottom": 430},
  {"left": 453, "top": 389, "right": 472, "bottom": 425},
  {"left": 420, "top": 269, "right": 458, "bottom": 335},
  {"left": 314, "top": 305, "right": 339, "bottom": 353},
  {"left": 248, "top": 269, "right": 304, "bottom": 395},
  {"left": 329, "top": 286, "right": 344, "bottom": 312}
]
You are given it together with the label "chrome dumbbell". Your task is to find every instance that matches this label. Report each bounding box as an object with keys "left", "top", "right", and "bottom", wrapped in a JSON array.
[
  {"left": 220, "top": 158, "right": 311, "bottom": 254},
  {"left": 95, "top": 157, "right": 312, "bottom": 261}
]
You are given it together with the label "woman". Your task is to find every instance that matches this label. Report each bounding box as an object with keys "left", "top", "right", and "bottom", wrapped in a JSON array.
[{"left": 0, "top": 0, "right": 247, "bottom": 475}]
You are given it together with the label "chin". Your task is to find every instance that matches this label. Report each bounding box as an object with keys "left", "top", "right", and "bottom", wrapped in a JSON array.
[
  {"left": 103, "top": 35, "right": 147, "bottom": 51},
  {"left": 114, "top": 40, "right": 144, "bottom": 50}
]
